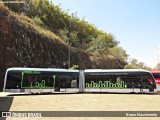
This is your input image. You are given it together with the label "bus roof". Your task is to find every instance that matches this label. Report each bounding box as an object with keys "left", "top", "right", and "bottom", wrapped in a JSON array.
[
  {"left": 6, "top": 67, "right": 79, "bottom": 72},
  {"left": 84, "top": 69, "right": 150, "bottom": 73},
  {"left": 6, "top": 68, "right": 151, "bottom": 73}
]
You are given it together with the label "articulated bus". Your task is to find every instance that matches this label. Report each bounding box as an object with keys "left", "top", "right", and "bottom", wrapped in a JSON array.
[
  {"left": 151, "top": 71, "right": 160, "bottom": 91},
  {"left": 3, "top": 68, "right": 157, "bottom": 94}
]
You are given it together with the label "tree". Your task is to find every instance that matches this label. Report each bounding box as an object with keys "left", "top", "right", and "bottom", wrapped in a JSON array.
[
  {"left": 154, "top": 63, "right": 160, "bottom": 70},
  {"left": 130, "top": 58, "right": 138, "bottom": 65},
  {"left": 109, "top": 47, "right": 128, "bottom": 68},
  {"left": 87, "top": 34, "right": 113, "bottom": 53},
  {"left": 58, "top": 28, "right": 80, "bottom": 47},
  {"left": 138, "top": 62, "right": 145, "bottom": 68},
  {"left": 33, "top": 15, "right": 44, "bottom": 26},
  {"left": 124, "top": 58, "right": 151, "bottom": 70}
]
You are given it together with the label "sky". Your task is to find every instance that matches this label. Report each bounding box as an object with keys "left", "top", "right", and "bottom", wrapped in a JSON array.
[{"left": 51, "top": 0, "right": 160, "bottom": 68}]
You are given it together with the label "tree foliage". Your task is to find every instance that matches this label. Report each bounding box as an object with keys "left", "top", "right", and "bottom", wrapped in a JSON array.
[
  {"left": 33, "top": 15, "right": 44, "bottom": 26},
  {"left": 70, "top": 65, "right": 79, "bottom": 70},
  {"left": 153, "top": 63, "right": 160, "bottom": 70},
  {"left": 87, "top": 34, "right": 109, "bottom": 53},
  {"left": 124, "top": 58, "right": 151, "bottom": 70},
  {"left": 109, "top": 46, "right": 128, "bottom": 67},
  {"left": 58, "top": 28, "right": 80, "bottom": 47},
  {"left": 5, "top": 0, "right": 119, "bottom": 48},
  {"left": 3, "top": 0, "right": 131, "bottom": 67}
]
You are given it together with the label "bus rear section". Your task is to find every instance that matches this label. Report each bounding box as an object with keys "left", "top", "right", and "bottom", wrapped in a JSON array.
[
  {"left": 84, "top": 69, "right": 157, "bottom": 93},
  {"left": 151, "top": 71, "right": 160, "bottom": 91},
  {"left": 3, "top": 68, "right": 80, "bottom": 94}
]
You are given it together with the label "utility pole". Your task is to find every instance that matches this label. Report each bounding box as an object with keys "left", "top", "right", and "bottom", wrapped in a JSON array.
[
  {"left": 68, "top": 15, "right": 72, "bottom": 69},
  {"left": 68, "top": 42, "right": 70, "bottom": 69}
]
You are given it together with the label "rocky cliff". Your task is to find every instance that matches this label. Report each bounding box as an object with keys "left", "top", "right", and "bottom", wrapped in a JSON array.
[{"left": 0, "top": 5, "right": 119, "bottom": 91}]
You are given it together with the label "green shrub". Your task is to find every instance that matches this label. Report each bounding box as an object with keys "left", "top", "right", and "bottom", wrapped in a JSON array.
[
  {"left": 70, "top": 65, "right": 79, "bottom": 70},
  {"left": 33, "top": 16, "right": 44, "bottom": 26}
]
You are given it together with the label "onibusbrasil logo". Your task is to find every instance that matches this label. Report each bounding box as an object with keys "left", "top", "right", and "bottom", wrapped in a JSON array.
[{"left": 0, "top": 0, "right": 25, "bottom": 4}]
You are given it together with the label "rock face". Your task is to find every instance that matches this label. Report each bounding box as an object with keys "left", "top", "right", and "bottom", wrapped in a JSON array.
[
  {"left": 0, "top": 6, "right": 119, "bottom": 91},
  {"left": 0, "top": 6, "right": 13, "bottom": 91}
]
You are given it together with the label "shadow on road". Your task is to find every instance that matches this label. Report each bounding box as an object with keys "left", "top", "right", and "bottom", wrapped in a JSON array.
[
  {"left": 6, "top": 91, "right": 160, "bottom": 96},
  {"left": 0, "top": 97, "right": 14, "bottom": 120}
]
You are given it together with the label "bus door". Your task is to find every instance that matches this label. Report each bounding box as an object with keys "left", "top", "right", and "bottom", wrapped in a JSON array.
[
  {"left": 141, "top": 76, "right": 151, "bottom": 93},
  {"left": 59, "top": 76, "right": 67, "bottom": 92},
  {"left": 55, "top": 77, "right": 60, "bottom": 92},
  {"left": 130, "top": 77, "right": 141, "bottom": 93},
  {"left": 54, "top": 76, "right": 66, "bottom": 92},
  {"left": 130, "top": 76, "right": 146, "bottom": 93}
]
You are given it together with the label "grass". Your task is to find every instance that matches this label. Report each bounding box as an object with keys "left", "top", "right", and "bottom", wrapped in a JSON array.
[
  {"left": 10, "top": 12, "right": 63, "bottom": 43},
  {"left": 9, "top": 10, "right": 79, "bottom": 52},
  {"left": 1, "top": 94, "right": 160, "bottom": 120},
  {"left": 0, "top": 3, "right": 62, "bottom": 44}
]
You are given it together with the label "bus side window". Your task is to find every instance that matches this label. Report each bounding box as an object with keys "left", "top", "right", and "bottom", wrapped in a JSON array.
[
  {"left": 116, "top": 77, "right": 121, "bottom": 83},
  {"left": 71, "top": 80, "right": 77, "bottom": 88}
]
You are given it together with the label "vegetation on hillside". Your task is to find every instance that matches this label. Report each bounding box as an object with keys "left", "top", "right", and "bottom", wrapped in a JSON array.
[
  {"left": 2, "top": 0, "right": 128, "bottom": 67},
  {"left": 1, "top": 0, "right": 154, "bottom": 70},
  {"left": 153, "top": 63, "right": 160, "bottom": 70},
  {"left": 4, "top": 0, "right": 118, "bottom": 46},
  {"left": 124, "top": 58, "right": 151, "bottom": 70}
]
